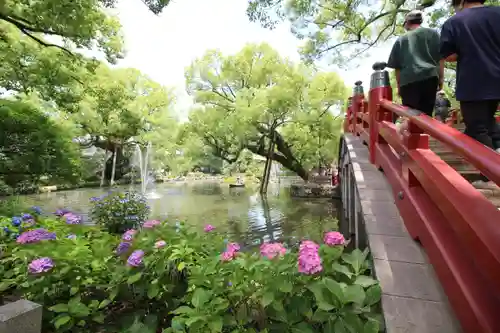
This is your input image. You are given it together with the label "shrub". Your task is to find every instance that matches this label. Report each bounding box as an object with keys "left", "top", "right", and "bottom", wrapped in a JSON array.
[
  {"left": 0, "top": 208, "right": 383, "bottom": 333},
  {"left": 89, "top": 191, "right": 150, "bottom": 234}
]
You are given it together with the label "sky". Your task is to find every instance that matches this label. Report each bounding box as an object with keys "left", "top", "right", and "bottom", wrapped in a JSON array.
[{"left": 113, "top": 0, "right": 393, "bottom": 119}]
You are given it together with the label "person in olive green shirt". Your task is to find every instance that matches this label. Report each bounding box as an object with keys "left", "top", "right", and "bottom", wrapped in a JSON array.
[{"left": 387, "top": 10, "right": 444, "bottom": 118}]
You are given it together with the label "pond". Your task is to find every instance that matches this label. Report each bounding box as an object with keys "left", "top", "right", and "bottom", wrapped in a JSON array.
[{"left": 24, "top": 180, "right": 341, "bottom": 247}]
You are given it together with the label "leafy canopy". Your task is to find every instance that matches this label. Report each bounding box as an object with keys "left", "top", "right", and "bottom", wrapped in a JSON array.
[
  {"left": 246, "top": 0, "right": 500, "bottom": 64},
  {"left": 185, "top": 43, "right": 347, "bottom": 177}
]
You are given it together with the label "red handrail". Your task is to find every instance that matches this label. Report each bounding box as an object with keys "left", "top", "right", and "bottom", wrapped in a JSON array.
[{"left": 344, "top": 64, "right": 500, "bottom": 333}]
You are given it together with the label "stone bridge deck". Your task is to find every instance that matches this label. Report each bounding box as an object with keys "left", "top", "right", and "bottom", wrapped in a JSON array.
[{"left": 341, "top": 134, "right": 461, "bottom": 333}]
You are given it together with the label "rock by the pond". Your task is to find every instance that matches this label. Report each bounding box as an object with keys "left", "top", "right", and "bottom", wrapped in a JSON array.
[
  {"left": 290, "top": 183, "right": 339, "bottom": 198},
  {"left": 0, "top": 299, "right": 42, "bottom": 333}
]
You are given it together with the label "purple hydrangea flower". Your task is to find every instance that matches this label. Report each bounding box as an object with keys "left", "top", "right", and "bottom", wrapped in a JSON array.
[
  {"left": 127, "top": 250, "right": 144, "bottom": 267},
  {"left": 116, "top": 242, "right": 131, "bottom": 255},
  {"left": 16, "top": 229, "right": 56, "bottom": 244},
  {"left": 63, "top": 213, "right": 82, "bottom": 225},
  {"left": 21, "top": 213, "right": 33, "bottom": 221},
  {"left": 154, "top": 240, "right": 167, "bottom": 248},
  {"left": 28, "top": 257, "right": 54, "bottom": 274},
  {"left": 55, "top": 209, "right": 70, "bottom": 217},
  {"left": 122, "top": 229, "right": 137, "bottom": 242},
  {"left": 22, "top": 219, "right": 36, "bottom": 228}
]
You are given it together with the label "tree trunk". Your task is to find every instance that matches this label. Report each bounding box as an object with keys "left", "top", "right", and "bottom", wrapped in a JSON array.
[
  {"left": 100, "top": 151, "right": 109, "bottom": 187},
  {"left": 110, "top": 145, "right": 118, "bottom": 186},
  {"left": 247, "top": 130, "right": 309, "bottom": 182},
  {"left": 263, "top": 132, "right": 275, "bottom": 193}
]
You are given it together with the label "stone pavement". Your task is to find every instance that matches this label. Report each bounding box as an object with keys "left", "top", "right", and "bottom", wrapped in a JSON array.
[{"left": 344, "top": 134, "right": 462, "bottom": 333}]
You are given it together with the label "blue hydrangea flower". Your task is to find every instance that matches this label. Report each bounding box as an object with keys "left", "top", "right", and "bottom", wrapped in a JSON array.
[
  {"left": 11, "top": 216, "right": 22, "bottom": 227},
  {"left": 31, "top": 206, "right": 42, "bottom": 215}
]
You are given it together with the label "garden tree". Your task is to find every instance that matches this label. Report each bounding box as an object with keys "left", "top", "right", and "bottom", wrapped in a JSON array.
[
  {"left": 185, "top": 43, "right": 348, "bottom": 183},
  {"left": 174, "top": 125, "right": 224, "bottom": 175},
  {"left": 73, "top": 65, "right": 176, "bottom": 183},
  {"left": 0, "top": 98, "right": 81, "bottom": 192},
  {"left": 0, "top": 23, "right": 99, "bottom": 113},
  {"left": 246, "top": 0, "right": 499, "bottom": 64}
]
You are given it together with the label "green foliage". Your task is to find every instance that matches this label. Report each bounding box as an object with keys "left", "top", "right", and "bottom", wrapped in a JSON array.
[
  {"left": 89, "top": 192, "right": 150, "bottom": 234},
  {"left": 0, "top": 207, "right": 382, "bottom": 333},
  {"left": 186, "top": 43, "right": 347, "bottom": 180},
  {"left": 0, "top": 98, "right": 81, "bottom": 191},
  {"left": 1, "top": 0, "right": 124, "bottom": 63},
  {"left": 246, "top": 0, "right": 500, "bottom": 65}
]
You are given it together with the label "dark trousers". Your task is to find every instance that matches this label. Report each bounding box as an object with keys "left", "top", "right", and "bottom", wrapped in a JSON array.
[
  {"left": 460, "top": 100, "right": 500, "bottom": 182},
  {"left": 399, "top": 76, "right": 439, "bottom": 117},
  {"left": 460, "top": 100, "right": 500, "bottom": 150}
]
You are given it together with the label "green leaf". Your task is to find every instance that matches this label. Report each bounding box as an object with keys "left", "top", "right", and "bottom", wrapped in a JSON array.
[
  {"left": 261, "top": 291, "right": 275, "bottom": 307},
  {"left": 354, "top": 275, "right": 378, "bottom": 288},
  {"left": 68, "top": 302, "right": 90, "bottom": 318},
  {"left": 98, "top": 299, "right": 111, "bottom": 309},
  {"left": 279, "top": 280, "right": 293, "bottom": 293},
  {"left": 322, "top": 278, "right": 344, "bottom": 307},
  {"left": 191, "top": 288, "right": 212, "bottom": 308},
  {"left": 208, "top": 317, "right": 223, "bottom": 332},
  {"left": 177, "top": 262, "right": 186, "bottom": 271},
  {"left": 343, "top": 313, "right": 364, "bottom": 333},
  {"left": 49, "top": 304, "right": 69, "bottom": 313},
  {"left": 92, "top": 314, "right": 106, "bottom": 324},
  {"left": 70, "top": 286, "right": 79, "bottom": 295},
  {"left": 307, "top": 281, "right": 335, "bottom": 310},
  {"left": 332, "top": 263, "right": 353, "bottom": 278},
  {"left": 333, "top": 319, "right": 349, "bottom": 333},
  {"left": 0, "top": 281, "right": 12, "bottom": 292},
  {"left": 364, "top": 285, "right": 382, "bottom": 306},
  {"left": 127, "top": 272, "right": 143, "bottom": 285},
  {"left": 148, "top": 284, "right": 160, "bottom": 299},
  {"left": 54, "top": 315, "right": 72, "bottom": 329},
  {"left": 172, "top": 306, "right": 194, "bottom": 315},
  {"left": 342, "top": 249, "right": 368, "bottom": 275},
  {"left": 343, "top": 285, "right": 366, "bottom": 305},
  {"left": 311, "top": 309, "right": 331, "bottom": 323},
  {"left": 291, "top": 322, "right": 315, "bottom": 333},
  {"left": 363, "top": 319, "right": 380, "bottom": 333}
]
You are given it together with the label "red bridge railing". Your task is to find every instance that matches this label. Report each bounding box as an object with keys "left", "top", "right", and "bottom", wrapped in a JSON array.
[{"left": 343, "top": 62, "right": 500, "bottom": 333}]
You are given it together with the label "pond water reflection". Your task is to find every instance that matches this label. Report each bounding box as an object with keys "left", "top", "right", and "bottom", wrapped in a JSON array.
[{"left": 24, "top": 181, "right": 340, "bottom": 247}]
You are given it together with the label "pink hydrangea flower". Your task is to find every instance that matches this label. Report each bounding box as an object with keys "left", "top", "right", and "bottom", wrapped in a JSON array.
[
  {"left": 204, "top": 224, "right": 215, "bottom": 232},
  {"left": 28, "top": 257, "right": 54, "bottom": 274},
  {"left": 155, "top": 240, "right": 167, "bottom": 248},
  {"left": 300, "top": 240, "right": 320, "bottom": 252},
  {"left": 260, "top": 243, "right": 286, "bottom": 259},
  {"left": 298, "top": 240, "right": 323, "bottom": 275},
  {"left": 143, "top": 220, "right": 161, "bottom": 228},
  {"left": 127, "top": 250, "right": 144, "bottom": 267},
  {"left": 226, "top": 243, "right": 240, "bottom": 252},
  {"left": 324, "top": 231, "right": 346, "bottom": 246},
  {"left": 221, "top": 242, "right": 240, "bottom": 262}
]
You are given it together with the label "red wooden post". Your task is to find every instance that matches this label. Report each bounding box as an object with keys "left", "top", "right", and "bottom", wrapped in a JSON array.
[
  {"left": 368, "top": 62, "right": 393, "bottom": 164},
  {"left": 352, "top": 81, "right": 364, "bottom": 136}
]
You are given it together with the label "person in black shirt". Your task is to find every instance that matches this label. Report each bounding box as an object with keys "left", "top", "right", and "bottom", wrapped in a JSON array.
[
  {"left": 434, "top": 90, "right": 451, "bottom": 123},
  {"left": 440, "top": 0, "right": 500, "bottom": 188}
]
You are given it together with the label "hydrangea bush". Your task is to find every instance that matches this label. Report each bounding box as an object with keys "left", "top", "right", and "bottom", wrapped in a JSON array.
[
  {"left": 0, "top": 207, "right": 383, "bottom": 333},
  {"left": 89, "top": 191, "right": 150, "bottom": 234}
]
